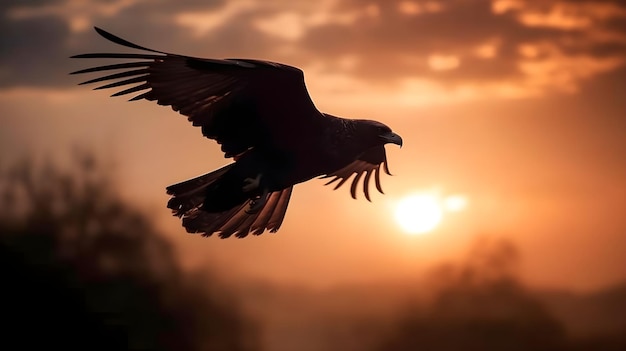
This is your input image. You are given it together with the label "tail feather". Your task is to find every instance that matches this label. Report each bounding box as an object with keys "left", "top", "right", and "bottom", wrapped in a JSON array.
[
  {"left": 266, "top": 189, "right": 292, "bottom": 230},
  {"left": 219, "top": 207, "right": 262, "bottom": 239},
  {"left": 250, "top": 191, "right": 283, "bottom": 235},
  {"left": 166, "top": 163, "right": 232, "bottom": 197},
  {"left": 166, "top": 164, "right": 233, "bottom": 217},
  {"left": 166, "top": 166, "right": 293, "bottom": 238}
]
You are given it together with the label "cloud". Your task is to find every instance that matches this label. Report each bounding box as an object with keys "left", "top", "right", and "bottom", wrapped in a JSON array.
[
  {"left": 6, "top": 0, "right": 141, "bottom": 32},
  {"left": 0, "top": 11, "right": 70, "bottom": 88},
  {"left": 175, "top": 0, "right": 255, "bottom": 36},
  {"left": 1, "top": 0, "right": 625, "bottom": 103},
  {"left": 297, "top": 0, "right": 626, "bottom": 95},
  {"left": 0, "top": 0, "right": 239, "bottom": 88}
]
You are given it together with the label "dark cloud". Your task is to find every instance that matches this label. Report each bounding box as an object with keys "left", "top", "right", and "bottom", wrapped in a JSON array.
[
  {"left": 0, "top": 14, "right": 70, "bottom": 88},
  {"left": 0, "top": 0, "right": 62, "bottom": 13},
  {"left": 1, "top": 0, "right": 625, "bottom": 92},
  {"left": 0, "top": 0, "right": 288, "bottom": 88},
  {"left": 0, "top": 0, "right": 221, "bottom": 87},
  {"left": 297, "top": 0, "right": 626, "bottom": 86},
  {"left": 299, "top": 1, "right": 530, "bottom": 82}
]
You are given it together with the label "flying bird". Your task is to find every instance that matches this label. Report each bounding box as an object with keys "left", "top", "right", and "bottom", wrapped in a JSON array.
[{"left": 70, "top": 27, "right": 403, "bottom": 239}]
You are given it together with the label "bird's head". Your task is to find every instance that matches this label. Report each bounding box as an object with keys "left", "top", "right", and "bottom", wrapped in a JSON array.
[{"left": 354, "top": 120, "right": 403, "bottom": 149}]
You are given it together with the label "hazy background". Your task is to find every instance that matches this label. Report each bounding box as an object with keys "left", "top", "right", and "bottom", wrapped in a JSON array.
[{"left": 1, "top": 0, "right": 625, "bottom": 349}]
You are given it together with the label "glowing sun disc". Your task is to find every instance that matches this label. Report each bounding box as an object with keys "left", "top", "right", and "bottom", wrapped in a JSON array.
[{"left": 395, "top": 194, "right": 443, "bottom": 234}]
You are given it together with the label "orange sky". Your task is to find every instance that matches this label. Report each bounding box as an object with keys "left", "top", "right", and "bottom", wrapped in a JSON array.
[{"left": 1, "top": 0, "right": 625, "bottom": 293}]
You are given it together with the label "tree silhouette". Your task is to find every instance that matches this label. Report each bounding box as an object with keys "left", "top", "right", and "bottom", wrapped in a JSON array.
[
  {"left": 0, "top": 152, "right": 259, "bottom": 351},
  {"left": 373, "top": 238, "right": 567, "bottom": 351}
]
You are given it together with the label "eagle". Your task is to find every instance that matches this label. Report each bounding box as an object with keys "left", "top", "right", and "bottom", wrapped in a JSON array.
[{"left": 71, "top": 27, "right": 403, "bottom": 239}]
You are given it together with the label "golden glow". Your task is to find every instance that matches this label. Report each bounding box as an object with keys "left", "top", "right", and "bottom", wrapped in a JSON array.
[
  {"left": 395, "top": 194, "right": 443, "bottom": 235},
  {"left": 444, "top": 195, "right": 468, "bottom": 212},
  {"left": 423, "top": 1, "right": 444, "bottom": 13},
  {"left": 518, "top": 2, "right": 626, "bottom": 30},
  {"left": 398, "top": 1, "right": 422, "bottom": 15},
  {"left": 8, "top": 0, "right": 138, "bottom": 33},
  {"left": 519, "top": 10, "right": 591, "bottom": 30},
  {"left": 176, "top": 0, "right": 256, "bottom": 36},
  {"left": 254, "top": 12, "right": 306, "bottom": 40},
  {"left": 252, "top": 4, "right": 379, "bottom": 41},
  {"left": 518, "top": 43, "right": 540, "bottom": 58},
  {"left": 364, "top": 4, "right": 380, "bottom": 18},
  {"left": 474, "top": 41, "right": 499, "bottom": 59},
  {"left": 491, "top": 0, "right": 524, "bottom": 15},
  {"left": 428, "top": 54, "right": 461, "bottom": 71}
]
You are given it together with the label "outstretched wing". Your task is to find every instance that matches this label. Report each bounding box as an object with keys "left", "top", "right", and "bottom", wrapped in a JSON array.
[
  {"left": 320, "top": 146, "right": 392, "bottom": 201},
  {"left": 70, "top": 27, "right": 321, "bottom": 158}
]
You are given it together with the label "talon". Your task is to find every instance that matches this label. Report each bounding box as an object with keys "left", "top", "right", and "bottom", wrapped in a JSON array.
[
  {"left": 242, "top": 174, "right": 262, "bottom": 193},
  {"left": 246, "top": 188, "right": 269, "bottom": 214}
]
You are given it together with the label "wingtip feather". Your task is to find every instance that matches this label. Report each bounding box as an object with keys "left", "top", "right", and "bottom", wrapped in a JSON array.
[
  {"left": 93, "top": 27, "right": 166, "bottom": 55},
  {"left": 350, "top": 172, "right": 364, "bottom": 200},
  {"left": 363, "top": 170, "right": 373, "bottom": 202},
  {"left": 374, "top": 166, "right": 384, "bottom": 194},
  {"left": 383, "top": 161, "right": 392, "bottom": 176}
]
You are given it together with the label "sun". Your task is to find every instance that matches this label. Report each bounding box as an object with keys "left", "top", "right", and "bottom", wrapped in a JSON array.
[
  {"left": 394, "top": 192, "right": 469, "bottom": 235},
  {"left": 394, "top": 194, "right": 443, "bottom": 235}
]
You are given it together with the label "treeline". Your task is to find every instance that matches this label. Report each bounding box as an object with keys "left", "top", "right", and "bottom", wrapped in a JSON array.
[
  {"left": 370, "top": 238, "right": 626, "bottom": 351},
  {"left": 0, "top": 153, "right": 259, "bottom": 351},
  {"left": 1, "top": 153, "right": 623, "bottom": 351}
]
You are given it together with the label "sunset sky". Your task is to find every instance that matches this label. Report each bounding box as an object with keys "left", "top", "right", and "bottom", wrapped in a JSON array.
[{"left": 1, "top": 0, "right": 625, "bottom": 293}]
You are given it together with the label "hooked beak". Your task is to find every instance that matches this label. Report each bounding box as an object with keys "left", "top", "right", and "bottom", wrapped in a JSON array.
[{"left": 380, "top": 131, "right": 403, "bottom": 148}]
